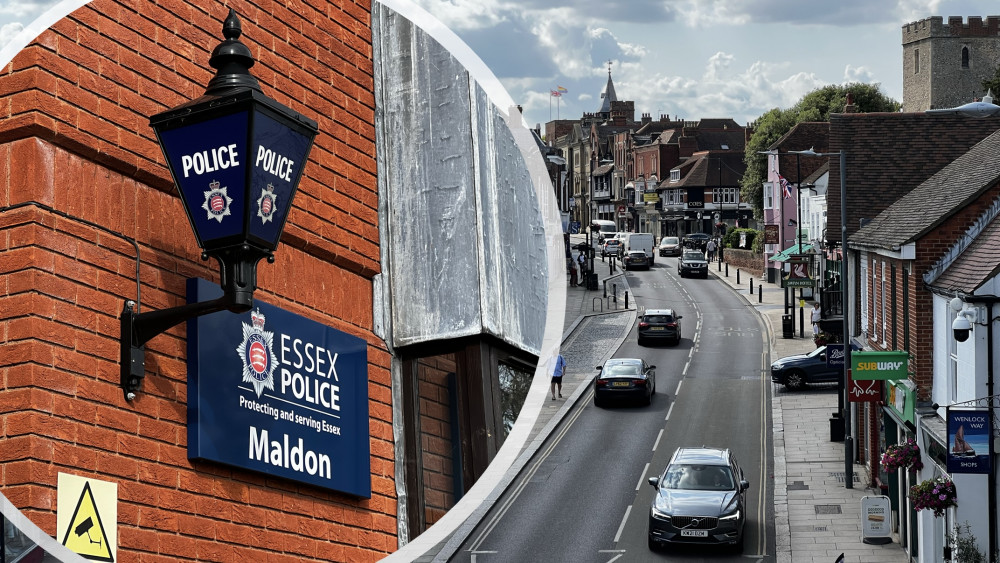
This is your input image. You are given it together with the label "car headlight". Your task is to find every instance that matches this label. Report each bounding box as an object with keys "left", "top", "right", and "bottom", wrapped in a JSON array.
[
  {"left": 651, "top": 496, "right": 672, "bottom": 519},
  {"left": 720, "top": 509, "right": 740, "bottom": 522}
]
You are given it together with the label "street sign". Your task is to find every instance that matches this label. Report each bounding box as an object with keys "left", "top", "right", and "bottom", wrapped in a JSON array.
[{"left": 764, "top": 224, "right": 779, "bottom": 244}]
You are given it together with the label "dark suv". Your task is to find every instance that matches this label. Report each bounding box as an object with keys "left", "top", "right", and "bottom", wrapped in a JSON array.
[
  {"left": 637, "top": 308, "right": 682, "bottom": 346},
  {"left": 648, "top": 447, "right": 749, "bottom": 553},
  {"left": 683, "top": 232, "right": 710, "bottom": 250}
]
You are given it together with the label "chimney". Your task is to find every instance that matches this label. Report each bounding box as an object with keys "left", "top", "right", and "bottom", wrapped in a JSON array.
[{"left": 843, "top": 92, "right": 858, "bottom": 113}]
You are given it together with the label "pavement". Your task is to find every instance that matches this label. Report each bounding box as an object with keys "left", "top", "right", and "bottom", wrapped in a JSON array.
[{"left": 425, "top": 235, "right": 912, "bottom": 562}]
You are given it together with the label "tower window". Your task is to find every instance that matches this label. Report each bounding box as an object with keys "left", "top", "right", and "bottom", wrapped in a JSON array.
[
  {"left": 914, "top": 49, "right": 920, "bottom": 74},
  {"left": 962, "top": 46, "right": 969, "bottom": 69}
]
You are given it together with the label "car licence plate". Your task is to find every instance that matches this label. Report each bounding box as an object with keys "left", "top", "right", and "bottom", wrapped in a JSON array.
[
  {"left": 680, "top": 530, "right": 708, "bottom": 538},
  {"left": 611, "top": 381, "right": 631, "bottom": 387},
  {"left": 650, "top": 327, "right": 665, "bottom": 331}
]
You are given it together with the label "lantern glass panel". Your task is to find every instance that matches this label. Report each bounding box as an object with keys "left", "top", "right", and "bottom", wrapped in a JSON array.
[
  {"left": 156, "top": 109, "right": 251, "bottom": 249},
  {"left": 248, "top": 109, "right": 314, "bottom": 250}
]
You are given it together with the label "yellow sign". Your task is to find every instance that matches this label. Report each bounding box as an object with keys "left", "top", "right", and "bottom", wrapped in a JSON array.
[
  {"left": 58, "top": 473, "right": 116, "bottom": 562},
  {"left": 643, "top": 192, "right": 659, "bottom": 203}
]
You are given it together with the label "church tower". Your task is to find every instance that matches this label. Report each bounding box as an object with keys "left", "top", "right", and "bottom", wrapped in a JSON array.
[{"left": 902, "top": 16, "right": 1000, "bottom": 112}]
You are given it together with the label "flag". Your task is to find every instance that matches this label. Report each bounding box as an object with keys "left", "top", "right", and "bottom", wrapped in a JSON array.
[
  {"left": 550, "top": 90, "right": 561, "bottom": 97},
  {"left": 557, "top": 86, "right": 568, "bottom": 93},
  {"left": 778, "top": 174, "right": 792, "bottom": 199}
]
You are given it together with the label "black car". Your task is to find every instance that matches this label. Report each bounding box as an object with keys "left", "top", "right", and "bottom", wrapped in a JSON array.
[
  {"left": 624, "top": 250, "right": 650, "bottom": 270},
  {"left": 677, "top": 250, "right": 708, "bottom": 278},
  {"left": 638, "top": 308, "right": 682, "bottom": 346},
  {"left": 683, "top": 232, "right": 710, "bottom": 250},
  {"left": 594, "top": 358, "right": 656, "bottom": 406},
  {"left": 648, "top": 447, "right": 749, "bottom": 553},
  {"left": 770, "top": 344, "right": 858, "bottom": 390}
]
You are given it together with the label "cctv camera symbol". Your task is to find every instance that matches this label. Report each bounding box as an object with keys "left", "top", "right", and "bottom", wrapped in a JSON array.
[{"left": 74, "top": 517, "right": 102, "bottom": 547}]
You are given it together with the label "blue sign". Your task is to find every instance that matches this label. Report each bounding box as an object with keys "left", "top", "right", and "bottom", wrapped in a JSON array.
[
  {"left": 826, "top": 344, "right": 845, "bottom": 368},
  {"left": 186, "top": 278, "right": 371, "bottom": 497},
  {"left": 947, "top": 408, "right": 991, "bottom": 474}
]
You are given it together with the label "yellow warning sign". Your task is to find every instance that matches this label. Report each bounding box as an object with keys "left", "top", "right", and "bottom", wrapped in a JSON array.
[{"left": 58, "top": 473, "right": 116, "bottom": 562}]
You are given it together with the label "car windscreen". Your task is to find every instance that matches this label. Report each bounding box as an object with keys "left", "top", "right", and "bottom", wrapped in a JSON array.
[
  {"left": 661, "top": 237, "right": 679, "bottom": 245},
  {"left": 643, "top": 315, "right": 674, "bottom": 323},
  {"left": 604, "top": 364, "right": 641, "bottom": 376},
  {"left": 683, "top": 252, "right": 704, "bottom": 260},
  {"left": 662, "top": 464, "right": 735, "bottom": 490}
]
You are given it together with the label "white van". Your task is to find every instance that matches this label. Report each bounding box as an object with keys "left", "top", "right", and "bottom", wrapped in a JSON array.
[
  {"left": 591, "top": 220, "right": 618, "bottom": 243},
  {"left": 624, "top": 232, "right": 655, "bottom": 264}
]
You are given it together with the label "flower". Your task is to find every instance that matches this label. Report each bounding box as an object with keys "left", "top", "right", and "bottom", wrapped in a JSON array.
[
  {"left": 880, "top": 438, "right": 923, "bottom": 473},
  {"left": 910, "top": 477, "right": 957, "bottom": 517}
]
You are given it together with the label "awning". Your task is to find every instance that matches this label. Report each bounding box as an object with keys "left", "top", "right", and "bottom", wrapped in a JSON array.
[{"left": 771, "top": 243, "right": 814, "bottom": 262}]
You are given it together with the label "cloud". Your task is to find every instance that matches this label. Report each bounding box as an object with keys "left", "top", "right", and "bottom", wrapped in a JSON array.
[
  {"left": 0, "top": 0, "right": 57, "bottom": 18},
  {"left": 0, "top": 22, "right": 24, "bottom": 46}
]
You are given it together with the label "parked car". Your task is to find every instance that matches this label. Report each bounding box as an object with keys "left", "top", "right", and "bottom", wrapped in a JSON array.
[
  {"left": 602, "top": 239, "right": 623, "bottom": 258},
  {"left": 677, "top": 250, "right": 708, "bottom": 278},
  {"left": 624, "top": 250, "right": 650, "bottom": 270},
  {"left": 658, "top": 236, "right": 682, "bottom": 257},
  {"left": 594, "top": 358, "right": 656, "bottom": 407},
  {"left": 770, "top": 344, "right": 859, "bottom": 390},
  {"left": 683, "top": 232, "right": 710, "bottom": 250},
  {"left": 647, "top": 446, "right": 749, "bottom": 553},
  {"left": 638, "top": 308, "right": 682, "bottom": 346}
]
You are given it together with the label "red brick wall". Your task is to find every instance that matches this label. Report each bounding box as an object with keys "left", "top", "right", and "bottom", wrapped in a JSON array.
[
  {"left": 416, "top": 355, "right": 457, "bottom": 529},
  {"left": 0, "top": 1, "right": 393, "bottom": 560}
]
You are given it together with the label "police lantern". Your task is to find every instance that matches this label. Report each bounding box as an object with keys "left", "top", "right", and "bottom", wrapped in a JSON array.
[{"left": 120, "top": 9, "right": 318, "bottom": 401}]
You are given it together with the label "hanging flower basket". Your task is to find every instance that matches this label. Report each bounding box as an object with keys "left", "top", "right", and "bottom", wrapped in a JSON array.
[
  {"left": 880, "top": 438, "right": 923, "bottom": 473},
  {"left": 814, "top": 332, "right": 833, "bottom": 347},
  {"left": 910, "top": 477, "right": 957, "bottom": 517}
]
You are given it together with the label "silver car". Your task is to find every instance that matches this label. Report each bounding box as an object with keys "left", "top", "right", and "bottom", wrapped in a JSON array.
[{"left": 648, "top": 447, "right": 749, "bottom": 553}]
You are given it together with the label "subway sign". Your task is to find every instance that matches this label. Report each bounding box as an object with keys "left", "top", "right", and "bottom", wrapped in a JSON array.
[
  {"left": 186, "top": 278, "right": 371, "bottom": 497},
  {"left": 851, "top": 350, "right": 908, "bottom": 381}
]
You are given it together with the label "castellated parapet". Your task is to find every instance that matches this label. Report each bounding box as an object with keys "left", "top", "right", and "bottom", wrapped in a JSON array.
[{"left": 901, "top": 15, "right": 1000, "bottom": 112}]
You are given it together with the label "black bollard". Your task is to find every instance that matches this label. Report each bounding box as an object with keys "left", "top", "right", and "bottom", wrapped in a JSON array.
[
  {"left": 610, "top": 260, "right": 614, "bottom": 275},
  {"left": 725, "top": 262, "right": 729, "bottom": 277},
  {"left": 758, "top": 283, "right": 763, "bottom": 303},
  {"left": 718, "top": 260, "right": 721, "bottom": 272},
  {"left": 750, "top": 278, "right": 754, "bottom": 293},
  {"left": 736, "top": 269, "right": 741, "bottom": 285},
  {"left": 613, "top": 284, "right": 618, "bottom": 303}
]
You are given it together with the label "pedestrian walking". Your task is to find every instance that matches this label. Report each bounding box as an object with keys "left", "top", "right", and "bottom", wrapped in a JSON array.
[
  {"left": 552, "top": 354, "right": 566, "bottom": 400},
  {"left": 811, "top": 302, "right": 822, "bottom": 336},
  {"left": 568, "top": 259, "right": 578, "bottom": 287},
  {"left": 577, "top": 250, "right": 587, "bottom": 277},
  {"left": 706, "top": 238, "right": 717, "bottom": 261}
]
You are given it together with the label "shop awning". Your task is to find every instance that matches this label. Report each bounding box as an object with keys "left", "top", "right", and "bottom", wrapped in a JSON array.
[{"left": 771, "top": 243, "right": 814, "bottom": 262}]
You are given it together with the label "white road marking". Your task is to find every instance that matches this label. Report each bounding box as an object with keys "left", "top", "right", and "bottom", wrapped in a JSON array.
[
  {"left": 613, "top": 505, "right": 632, "bottom": 543},
  {"left": 636, "top": 462, "right": 650, "bottom": 491},
  {"left": 652, "top": 429, "right": 663, "bottom": 452},
  {"left": 665, "top": 402, "right": 674, "bottom": 421}
]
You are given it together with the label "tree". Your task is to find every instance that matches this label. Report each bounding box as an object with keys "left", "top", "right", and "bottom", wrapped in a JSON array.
[
  {"left": 982, "top": 65, "right": 1000, "bottom": 98},
  {"left": 740, "top": 83, "right": 900, "bottom": 220}
]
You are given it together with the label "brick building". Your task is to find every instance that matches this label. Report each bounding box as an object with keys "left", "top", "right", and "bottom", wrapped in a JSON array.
[{"left": 0, "top": 1, "right": 393, "bottom": 560}]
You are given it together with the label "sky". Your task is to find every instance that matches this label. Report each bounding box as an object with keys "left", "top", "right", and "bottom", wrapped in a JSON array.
[{"left": 2, "top": 0, "right": 1000, "bottom": 129}]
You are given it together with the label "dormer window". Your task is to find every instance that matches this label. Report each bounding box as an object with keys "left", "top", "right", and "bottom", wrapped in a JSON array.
[{"left": 670, "top": 169, "right": 680, "bottom": 182}]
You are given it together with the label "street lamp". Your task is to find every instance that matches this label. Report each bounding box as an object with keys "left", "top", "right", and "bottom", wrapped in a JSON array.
[
  {"left": 795, "top": 148, "right": 851, "bottom": 489},
  {"left": 119, "top": 10, "right": 318, "bottom": 401}
]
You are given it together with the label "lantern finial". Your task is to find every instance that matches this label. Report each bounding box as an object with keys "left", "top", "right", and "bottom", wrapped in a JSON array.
[{"left": 206, "top": 9, "right": 260, "bottom": 94}]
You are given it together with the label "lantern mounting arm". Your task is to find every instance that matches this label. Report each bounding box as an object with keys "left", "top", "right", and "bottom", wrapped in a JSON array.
[{"left": 119, "top": 244, "right": 270, "bottom": 401}]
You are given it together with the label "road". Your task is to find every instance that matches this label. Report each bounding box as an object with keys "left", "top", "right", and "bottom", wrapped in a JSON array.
[{"left": 450, "top": 254, "right": 777, "bottom": 562}]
